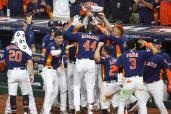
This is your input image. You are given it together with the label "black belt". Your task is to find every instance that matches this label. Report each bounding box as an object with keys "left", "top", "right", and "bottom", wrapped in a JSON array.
[
  {"left": 104, "top": 80, "right": 116, "bottom": 83},
  {"left": 9, "top": 67, "right": 26, "bottom": 70},
  {"left": 69, "top": 60, "right": 75, "bottom": 64},
  {"left": 77, "top": 57, "right": 94, "bottom": 60},
  {"left": 145, "top": 80, "right": 160, "bottom": 84}
]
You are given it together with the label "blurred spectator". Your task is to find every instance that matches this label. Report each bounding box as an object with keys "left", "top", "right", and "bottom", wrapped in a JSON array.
[
  {"left": 27, "top": 0, "right": 52, "bottom": 18},
  {"left": 160, "top": 0, "right": 171, "bottom": 25},
  {"left": 23, "top": 14, "right": 36, "bottom": 52},
  {"left": 70, "top": 0, "right": 81, "bottom": 18},
  {"left": 107, "top": 0, "right": 134, "bottom": 24},
  {"left": 104, "top": 0, "right": 110, "bottom": 19},
  {"left": 8, "top": 0, "right": 24, "bottom": 17},
  {"left": 0, "top": 0, "right": 3, "bottom": 16},
  {"left": 24, "top": 0, "right": 30, "bottom": 15},
  {"left": 129, "top": 1, "right": 140, "bottom": 24},
  {"left": 137, "top": 0, "right": 156, "bottom": 25},
  {"left": 2, "top": 0, "right": 7, "bottom": 15},
  {"left": 46, "top": 0, "right": 53, "bottom": 9},
  {"left": 53, "top": 0, "right": 71, "bottom": 20}
]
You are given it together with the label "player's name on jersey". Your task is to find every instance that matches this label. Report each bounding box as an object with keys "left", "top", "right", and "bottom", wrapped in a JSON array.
[{"left": 82, "top": 34, "right": 98, "bottom": 40}]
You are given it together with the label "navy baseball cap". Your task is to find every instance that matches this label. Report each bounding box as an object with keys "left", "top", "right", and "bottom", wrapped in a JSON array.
[
  {"left": 55, "top": 21, "right": 63, "bottom": 27},
  {"left": 153, "top": 39, "right": 162, "bottom": 44},
  {"left": 49, "top": 27, "right": 57, "bottom": 34},
  {"left": 48, "top": 20, "right": 56, "bottom": 28}
]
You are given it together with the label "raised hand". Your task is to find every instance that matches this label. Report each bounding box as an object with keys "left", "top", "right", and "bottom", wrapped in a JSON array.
[{"left": 72, "top": 15, "right": 81, "bottom": 26}]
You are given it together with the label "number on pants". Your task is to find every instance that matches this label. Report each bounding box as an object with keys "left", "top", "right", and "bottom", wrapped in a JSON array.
[
  {"left": 83, "top": 40, "right": 97, "bottom": 51},
  {"left": 9, "top": 50, "right": 22, "bottom": 62},
  {"left": 129, "top": 58, "right": 136, "bottom": 70}
]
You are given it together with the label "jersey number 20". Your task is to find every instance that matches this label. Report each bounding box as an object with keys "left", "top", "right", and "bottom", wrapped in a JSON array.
[{"left": 9, "top": 50, "right": 22, "bottom": 62}]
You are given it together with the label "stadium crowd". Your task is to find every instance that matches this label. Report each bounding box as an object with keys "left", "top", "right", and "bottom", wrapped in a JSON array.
[{"left": 0, "top": 0, "right": 171, "bottom": 25}]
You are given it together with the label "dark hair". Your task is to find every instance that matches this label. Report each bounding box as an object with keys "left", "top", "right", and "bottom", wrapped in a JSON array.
[
  {"left": 86, "top": 23, "right": 95, "bottom": 32},
  {"left": 103, "top": 46, "right": 113, "bottom": 56},
  {"left": 127, "top": 39, "right": 136, "bottom": 50},
  {"left": 54, "top": 31, "right": 63, "bottom": 38}
]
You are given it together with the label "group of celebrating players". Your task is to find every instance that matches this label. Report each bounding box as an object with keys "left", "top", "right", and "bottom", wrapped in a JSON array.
[{"left": 3, "top": 7, "right": 171, "bottom": 114}]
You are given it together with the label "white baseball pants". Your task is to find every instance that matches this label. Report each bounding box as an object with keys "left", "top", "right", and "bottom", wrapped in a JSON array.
[
  {"left": 142, "top": 80, "right": 168, "bottom": 114},
  {"left": 41, "top": 67, "right": 59, "bottom": 114},
  {"left": 74, "top": 59, "right": 96, "bottom": 111},
  {"left": 67, "top": 61, "right": 75, "bottom": 110},
  {"left": 117, "top": 76, "right": 146, "bottom": 114},
  {"left": 5, "top": 69, "right": 37, "bottom": 114}
]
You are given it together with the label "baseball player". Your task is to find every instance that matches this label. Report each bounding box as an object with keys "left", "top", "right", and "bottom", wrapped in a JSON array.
[
  {"left": 41, "top": 26, "right": 57, "bottom": 56},
  {"left": 65, "top": 41, "right": 77, "bottom": 113},
  {"left": 4, "top": 31, "right": 34, "bottom": 114},
  {"left": 95, "top": 13, "right": 138, "bottom": 110},
  {"left": 141, "top": 44, "right": 171, "bottom": 114},
  {"left": 41, "top": 31, "right": 68, "bottom": 114},
  {"left": 94, "top": 42, "right": 121, "bottom": 114},
  {"left": 63, "top": 15, "right": 105, "bottom": 114},
  {"left": 23, "top": 14, "right": 35, "bottom": 51},
  {"left": 96, "top": 13, "right": 127, "bottom": 58},
  {"left": 57, "top": 41, "right": 68, "bottom": 114},
  {"left": 5, "top": 16, "right": 38, "bottom": 114},
  {"left": 112, "top": 39, "right": 158, "bottom": 114},
  {"left": 152, "top": 39, "right": 171, "bottom": 101}
]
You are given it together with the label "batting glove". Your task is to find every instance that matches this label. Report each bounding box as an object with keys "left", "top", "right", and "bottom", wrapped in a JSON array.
[{"left": 72, "top": 15, "right": 81, "bottom": 26}]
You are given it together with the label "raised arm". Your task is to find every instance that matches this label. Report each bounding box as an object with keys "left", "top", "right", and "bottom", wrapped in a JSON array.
[
  {"left": 63, "top": 15, "right": 82, "bottom": 41},
  {"left": 98, "top": 13, "right": 113, "bottom": 32},
  {"left": 94, "top": 42, "right": 104, "bottom": 62},
  {"left": 138, "top": 39, "right": 158, "bottom": 54}
]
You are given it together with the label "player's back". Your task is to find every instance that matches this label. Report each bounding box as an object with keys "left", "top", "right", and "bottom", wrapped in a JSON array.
[
  {"left": 4, "top": 44, "right": 31, "bottom": 69},
  {"left": 143, "top": 54, "right": 169, "bottom": 82},
  {"left": 118, "top": 50, "right": 152, "bottom": 77},
  {"left": 101, "top": 56, "right": 117, "bottom": 81},
  {"left": 77, "top": 33, "right": 100, "bottom": 60}
]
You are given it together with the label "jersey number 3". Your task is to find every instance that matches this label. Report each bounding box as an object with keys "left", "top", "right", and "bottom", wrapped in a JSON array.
[
  {"left": 129, "top": 58, "right": 136, "bottom": 70},
  {"left": 9, "top": 50, "right": 22, "bottom": 62},
  {"left": 83, "top": 40, "right": 97, "bottom": 51}
]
